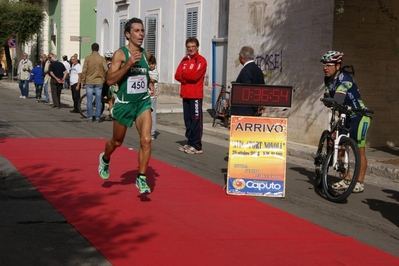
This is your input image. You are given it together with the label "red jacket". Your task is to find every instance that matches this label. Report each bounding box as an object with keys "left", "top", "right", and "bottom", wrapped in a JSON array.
[{"left": 174, "top": 52, "right": 207, "bottom": 99}]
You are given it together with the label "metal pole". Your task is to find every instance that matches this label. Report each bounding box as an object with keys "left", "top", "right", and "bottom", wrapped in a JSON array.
[{"left": 79, "top": 37, "right": 82, "bottom": 60}]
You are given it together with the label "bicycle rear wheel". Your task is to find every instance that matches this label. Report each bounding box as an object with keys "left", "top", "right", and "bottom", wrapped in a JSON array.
[
  {"left": 314, "top": 130, "right": 331, "bottom": 189},
  {"left": 78, "top": 93, "right": 105, "bottom": 119},
  {"left": 321, "top": 136, "right": 360, "bottom": 203},
  {"left": 212, "top": 94, "right": 224, "bottom": 127}
]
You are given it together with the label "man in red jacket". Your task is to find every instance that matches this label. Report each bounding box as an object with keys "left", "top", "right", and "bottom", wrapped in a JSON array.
[{"left": 174, "top": 37, "right": 207, "bottom": 154}]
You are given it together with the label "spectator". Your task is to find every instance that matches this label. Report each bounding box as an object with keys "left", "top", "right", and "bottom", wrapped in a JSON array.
[
  {"left": 231, "top": 46, "right": 265, "bottom": 116},
  {"left": 69, "top": 55, "right": 82, "bottom": 113},
  {"left": 42, "top": 53, "right": 52, "bottom": 104},
  {"left": 29, "top": 60, "right": 44, "bottom": 102},
  {"left": 97, "top": 17, "right": 155, "bottom": 194},
  {"left": 49, "top": 54, "right": 67, "bottom": 109},
  {"left": 174, "top": 37, "right": 207, "bottom": 154},
  {"left": 103, "top": 50, "right": 115, "bottom": 121},
  {"left": 73, "top": 53, "right": 81, "bottom": 64},
  {"left": 0, "top": 63, "right": 5, "bottom": 80},
  {"left": 148, "top": 55, "right": 159, "bottom": 140},
  {"left": 81, "top": 43, "right": 108, "bottom": 122},
  {"left": 17, "top": 53, "right": 33, "bottom": 99},
  {"left": 62, "top": 55, "right": 71, "bottom": 90}
]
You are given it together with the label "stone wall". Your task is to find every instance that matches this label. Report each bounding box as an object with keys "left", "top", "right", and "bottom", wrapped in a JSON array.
[
  {"left": 226, "top": 0, "right": 335, "bottom": 146},
  {"left": 333, "top": 0, "right": 399, "bottom": 147}
]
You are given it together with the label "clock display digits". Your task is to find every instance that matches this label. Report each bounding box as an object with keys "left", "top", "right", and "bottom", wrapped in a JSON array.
[
  {"left": 242, "top": 88, "right": 250, "bottom": 101},
  {"left": 272, "top": 89, "right": 280, "bottom": 102},
  {"left": 261, "top": 89, "right": 269, "bottom": 102},
  {"left": 231, "top": 84, "right": 292, "bottom": 108},
  {"left": 280, "top": 88, "right": 289, "bottom": 103},
  {"left": 253, "top": 88, "right": 262, "bottom": 101}
]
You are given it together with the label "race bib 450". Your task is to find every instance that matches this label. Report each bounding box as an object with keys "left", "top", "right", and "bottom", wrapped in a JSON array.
[{"left": 127, "top": 75, "right": 147, "bottom": 94}]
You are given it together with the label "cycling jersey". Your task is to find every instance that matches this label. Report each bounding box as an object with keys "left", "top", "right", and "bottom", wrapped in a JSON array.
[
  {"left": 324, "top": 70, "right": 370, "bottom": 147},
  {"left": 324, "top": 70, "right": 367, "bottom": 110}
]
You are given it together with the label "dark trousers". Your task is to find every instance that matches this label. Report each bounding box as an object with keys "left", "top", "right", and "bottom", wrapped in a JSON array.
[
  {"left": 183, "top": 98, "right": 203, "bottom": 150},
  {"left": 50, "top": 78, "right": 63, "bottom": 107},
  {"left": 35, "top": 83, "right": 43, "bottom": 99},
  {"left": 70, "top": 83, "right": 81, "bottom": 111}
]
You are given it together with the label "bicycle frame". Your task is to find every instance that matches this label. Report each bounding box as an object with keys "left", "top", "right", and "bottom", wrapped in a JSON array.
[
  {"left": 314, "top": 97, "right": 366, "bottom": 202},
  {"left": 330, "top": 112, "right": 350, "bottom": 173},
  {"left": 212, "top": 83, "right": 231, "bottom": 127}
]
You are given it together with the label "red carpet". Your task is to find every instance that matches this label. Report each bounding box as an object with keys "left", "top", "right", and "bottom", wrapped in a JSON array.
[{"left": 1, "top": 138, "right": 398, "bottom": 265}]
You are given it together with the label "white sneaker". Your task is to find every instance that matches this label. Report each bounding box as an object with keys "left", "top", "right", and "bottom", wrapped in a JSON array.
[
  {"left": 332, "top": 179, "right": 350, "bottom": 190},
  {"left": 22, "top": 96, "right": 26, "bottom": 99},
  {"left": 19, "top": 95, "right": 23, "bottom": 98},
  {"left": 352, "top": 182, "right": 364, "bottom": 193}
]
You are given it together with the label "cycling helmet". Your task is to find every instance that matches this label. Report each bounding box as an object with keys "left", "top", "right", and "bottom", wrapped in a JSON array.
[
  {"left": 104, "top": 51, "right": 113, "bottom": 59},
  {"left": 320, "top": 51, "right": 344, "bottom": 64}
]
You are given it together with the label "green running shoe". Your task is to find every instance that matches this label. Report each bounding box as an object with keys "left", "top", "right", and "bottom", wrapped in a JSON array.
[
  {"left": 136, "top": 175, "right": 151, "bottom": 194},
  {"left": 98, "top": 152, "right": 110, "bottom": 180}
]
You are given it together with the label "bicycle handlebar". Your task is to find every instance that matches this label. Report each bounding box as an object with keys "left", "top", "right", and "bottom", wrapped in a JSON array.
[{"left": 320, "top": 98, "right": 374, "bottom": 116}]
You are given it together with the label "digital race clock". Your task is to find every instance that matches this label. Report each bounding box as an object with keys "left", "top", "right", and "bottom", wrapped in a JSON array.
[{"left": 230, "top": 84, "right": 293, "bottom": 108}]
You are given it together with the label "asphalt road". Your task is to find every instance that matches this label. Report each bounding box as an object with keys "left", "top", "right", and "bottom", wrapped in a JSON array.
[{"left": 0, "top": 86, "right": 398, "bottom": 264}]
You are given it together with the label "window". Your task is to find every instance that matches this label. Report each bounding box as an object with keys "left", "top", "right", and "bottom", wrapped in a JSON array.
[
  {"left": 186, "top": 7, "right": 198, "bottom": 39},
  {"left": 144, "top": 15, "right": 157, "bottom": 58},
  {"left": 119, "top": 19, "right": 126, "bottom": 48}
]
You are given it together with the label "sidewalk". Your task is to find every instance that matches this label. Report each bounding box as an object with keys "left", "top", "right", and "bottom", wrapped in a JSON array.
[{"left": 1, "top": 78, "right": 398, "bottom": 181}]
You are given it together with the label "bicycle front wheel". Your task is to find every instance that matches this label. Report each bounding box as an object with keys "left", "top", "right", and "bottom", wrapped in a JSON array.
[
  {"left": 314, "top": 130, "right": 331, "bottom": 189},
  {"left": 78, "top": 94, "right": 105, "bottom": 119},
  {"left": 321, "top": 136, "right": 360, "bottom": 203}
]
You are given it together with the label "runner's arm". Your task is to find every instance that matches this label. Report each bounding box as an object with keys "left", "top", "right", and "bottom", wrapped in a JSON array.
[{"left": 106, "top": 49, "right": 142, "bottom": 86}]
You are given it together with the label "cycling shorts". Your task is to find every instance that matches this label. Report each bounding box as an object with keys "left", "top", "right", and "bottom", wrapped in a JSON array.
[
  {"left": 349, "top": 115, "right": 371, "bottom": 148},
  {"left": 111, "top": 97, "right": 151, "bottom": 127}
]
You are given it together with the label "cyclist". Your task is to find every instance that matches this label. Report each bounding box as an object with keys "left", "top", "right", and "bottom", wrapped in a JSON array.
[
  {"left": 103, "top": 50, "right": 115, "bottom": 120},
  {"left": 320, "top": 51, "right": 371, "bottom": 193}
]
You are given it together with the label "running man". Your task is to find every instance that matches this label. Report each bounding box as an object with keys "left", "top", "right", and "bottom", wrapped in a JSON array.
[{"left": 98, "top": 17, "right": 156, "bottom": 194}]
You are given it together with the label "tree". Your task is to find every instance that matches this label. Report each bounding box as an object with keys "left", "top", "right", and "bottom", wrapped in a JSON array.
[{"left": 0, "top": 0, "right": 45, "bottom": 74}]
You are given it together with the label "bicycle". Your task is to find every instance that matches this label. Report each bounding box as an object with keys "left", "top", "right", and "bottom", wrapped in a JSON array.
[
  {"left": 314, "top": 97, "right": 374, "bottom": 202},
  {"left": 212, "top": 83, "right": 231, "bottom": 127},
  {"left": 78, "top": 92, "right": 107, "bottom": 119}
]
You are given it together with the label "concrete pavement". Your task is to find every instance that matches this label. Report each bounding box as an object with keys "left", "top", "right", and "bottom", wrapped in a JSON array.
[{"left": 1, "top": 77, "right": 398, "bottom": 182}]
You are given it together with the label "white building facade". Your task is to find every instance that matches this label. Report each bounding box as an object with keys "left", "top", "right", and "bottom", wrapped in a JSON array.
[{"left": 96, "top": 0, "right": 224, "bottom": 100}]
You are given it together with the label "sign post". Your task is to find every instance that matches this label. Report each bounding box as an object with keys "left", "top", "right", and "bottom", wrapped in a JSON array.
[
  {"left": 70, "top": 36, "right": 90, "bottom": 60},
  {"left": 8, "top": 38, "right": 16, "bottom": 82},
  {"left": 226, "top": 84, "right": 293, "bottom": 197},
  {"left": 227, "top": 116, "right": 288, "bottom": 197}
]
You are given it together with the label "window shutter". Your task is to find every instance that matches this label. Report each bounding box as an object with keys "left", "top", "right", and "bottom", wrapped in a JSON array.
[
  {"left": 119, "top": 19, "right": 126, "bottom": 48},
  {"left": 186, "top": 8, "right": 198, "bottom": 38},
  {"left": 144, "top": 16, "right": 157, "bottom": 57}
]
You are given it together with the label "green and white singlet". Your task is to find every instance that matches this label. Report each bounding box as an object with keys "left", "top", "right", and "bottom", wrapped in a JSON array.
[{"left": 116, "top": 46, "right": 150, "bottom": 103}]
